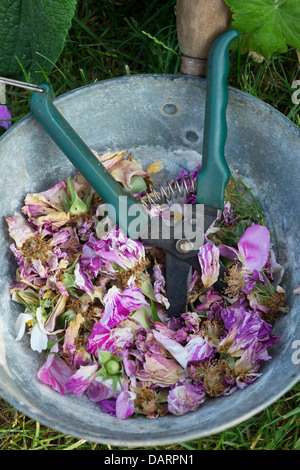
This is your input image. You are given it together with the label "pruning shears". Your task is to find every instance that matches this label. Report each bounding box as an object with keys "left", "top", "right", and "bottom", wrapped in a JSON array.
[{"left": 1, "top": 29, "right": 238, "bottom": 318}]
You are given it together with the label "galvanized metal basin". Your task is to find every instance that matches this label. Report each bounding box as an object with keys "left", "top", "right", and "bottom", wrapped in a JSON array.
[{"left": 0, "top": 74, "right": 299, "bottom": 447}]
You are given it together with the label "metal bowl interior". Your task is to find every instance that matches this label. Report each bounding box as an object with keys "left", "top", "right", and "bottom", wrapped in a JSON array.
[{"left": 0, "top": 74, "right": 299, "bottom": 447}]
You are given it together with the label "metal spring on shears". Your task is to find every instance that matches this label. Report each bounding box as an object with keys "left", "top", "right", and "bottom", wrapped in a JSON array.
[{"left": 141, "top": 174, "right": 197, "bottom": 206}]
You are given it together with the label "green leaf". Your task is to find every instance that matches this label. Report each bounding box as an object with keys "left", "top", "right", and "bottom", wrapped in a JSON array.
[
  {"left": 150, "top": 299, "right": 160, "bottom": 323},
  {"left": 225, "top": 0, "right": 300, "bottom": 58},
  {"left": 0, "top": 0, "right": 77, "bottom": 81}
]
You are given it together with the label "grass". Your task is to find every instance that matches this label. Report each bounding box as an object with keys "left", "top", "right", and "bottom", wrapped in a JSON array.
[
  {"left": 1, "top": 0, "right": 300, "bottom": 451},
  {"left": 1, "top": 382, "right": 300, "bottom": 450}
]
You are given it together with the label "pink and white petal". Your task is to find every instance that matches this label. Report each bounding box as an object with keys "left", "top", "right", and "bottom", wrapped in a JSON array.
[
  {"left": 37, "top": 343, "right": 72, "bottom": 395},
  {"left": 152, "top": 330, "right": 188, "bottom": 369},
  {"left": 65, "top": 363, "right": 98, "bottom": 397},
  {"left": 238, "top": 225, "right": 270, "bottom": 272},
  {"left": 115, "top": 391, "right": 137, "bottom": 420},
  {"left": 5, "top": 212, "right": 36, "bottom": 248},
  {"left": 198, "top": 243, "right": 220, "bottom": 288}
]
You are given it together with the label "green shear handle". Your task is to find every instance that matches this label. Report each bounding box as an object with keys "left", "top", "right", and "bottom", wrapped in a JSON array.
[
  {"left": 196, "top": 29, "right": 239, "bottom": 210},
  {"left": 30, "top": 83, "right": 149, "bottom": 239}
]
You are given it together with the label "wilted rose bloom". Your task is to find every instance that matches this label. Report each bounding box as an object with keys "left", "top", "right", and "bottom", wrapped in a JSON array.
[
  {"left": 8, "top": 226, "right": 79, "bottom": 294},
  {"left": 93, "top": 150, "right": 147, "bottom": 191},
  {"left": 22, "top": 181, "right": 71, "bottom": 233},
  {"left": 167, "top": 384, "right": 206, "bottom": 416},
  {"left": 100, "top": 285, "right": 149, "bottom": 328},
  {"left": 63, "top": 313, "right": 92, "bottom": 367},
  {"left": 185, "top": 335, "right": 215, "bottom": 363},
  {"left": 219, "top": 306, "right": 279, "bottom": 360},
  {"left": 86, "top": 322, "right": 135, "bottom": 357},
  {"left": 195, "top": 287, "right": 224, "bottom": 317},
  {"left": 80, "top": 228, "right": 145, "bottom": 278},
  {"left": 135, "top": 352, "right": 184, "bottom": 385},
  {"left": 233, "top": 338, "right": 268, "bottom": 389},
  {"left": 152, "top": 264, "right": 170, "bottom": 309}
]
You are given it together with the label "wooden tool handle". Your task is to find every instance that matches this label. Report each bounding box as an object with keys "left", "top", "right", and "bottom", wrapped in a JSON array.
[{"left": 176, "top": 0, "right": 232, "bottom": 77}]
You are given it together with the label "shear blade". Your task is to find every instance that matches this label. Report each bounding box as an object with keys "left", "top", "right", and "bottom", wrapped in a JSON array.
[{"left": 165, "top": 251, "right": 192, "bottom": 318}]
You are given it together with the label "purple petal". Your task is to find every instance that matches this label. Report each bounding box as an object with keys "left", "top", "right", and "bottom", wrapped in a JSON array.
[
  {"left": 0, "top": 104, "right": 11, "bottom": 130},
  {"left": 217, "top": 244, "right": 239, "bottom": 261},
  {"left": 98, "top": 397, "right": 117, "bottom": 416},
  {"left": 37, "top": 343, "right": 72, "bottom": 395},
  {"left": 219, "top": 306, "right": 279, "bottom": 358},
  {"left": 86, "top": 376, "right": 118, "bottom": 402},
  {"left": 238, "top": 225, "right": 270, "bottom": 272},
  {"left": 115, "top": 391, "right": 137, "bottom": 419},
  {"left": 86, "top": 323, "right": 115, "bottom": 356}
]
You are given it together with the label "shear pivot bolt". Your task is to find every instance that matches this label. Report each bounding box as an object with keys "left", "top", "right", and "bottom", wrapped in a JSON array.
[{"left": 176, "top": 239, "right": 194, "bottom": 254}]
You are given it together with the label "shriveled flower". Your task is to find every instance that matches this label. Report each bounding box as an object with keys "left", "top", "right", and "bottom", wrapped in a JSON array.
[
  {"left": 167, "top": 384, "right": 206, "bottom": 416},
  {"left": 80, "top": 228, "right": 146, "bottom": 281},
  {"left": 135, "top": 352, "right": 184, "bottom": 385},
  {"left": 218, "top": 306, "right": 279, "bottom": 359},
  {"left": 86, "top": 375, "right": 122, "bottom": 402},
  {"left": 233, "top": 338, "right": 268, "bottom": 389},
  {"left": 5, "top": 212, "right": 36, "bottom": 248},
  {"left": 8, "top": 227, "right": 79, "bottom": 294},
  {"left": 185, "top": 335, "right": 214, "bottom": 363},
  {"left": 22, "top": 181, "right": 70, "bottom": 233},
  {"left": 152, "top": 264, "right": 170, "bottom": 308},
  {"left": 100, "top": 285, "right": 149, "bottom": 328},
  {"left": 62, "top": 313, "right": 92, "bottom": 366},
  {"left": 93, "top": 150, "right": 147, "bottom": 191},
  {"left": 86, "top": 322, "right": 135, "bottom": 357}
]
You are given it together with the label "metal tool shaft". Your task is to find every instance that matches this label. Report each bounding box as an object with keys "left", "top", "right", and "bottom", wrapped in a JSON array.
[{"left": 0, "top": 77, "right": 45, "bottom": 93}]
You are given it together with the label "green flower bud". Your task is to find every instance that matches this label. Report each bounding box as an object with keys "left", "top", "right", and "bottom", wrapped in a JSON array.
[{"left": 105, "top": 359, "right": 121, "bottom": 375}]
